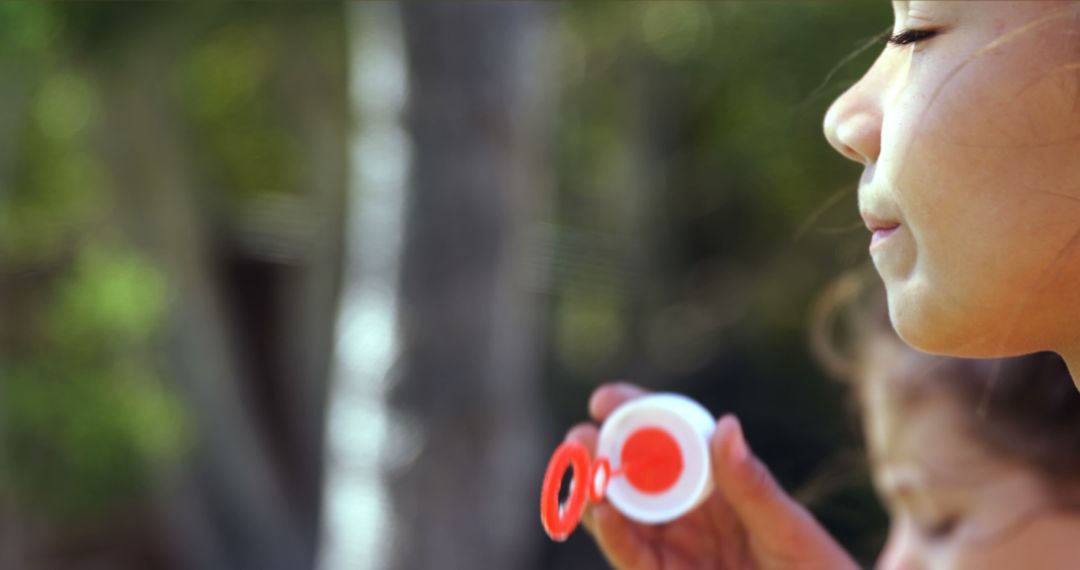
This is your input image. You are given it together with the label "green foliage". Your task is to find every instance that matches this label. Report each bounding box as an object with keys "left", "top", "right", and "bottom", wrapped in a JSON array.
[
  {"left": 180, "top": 18, "right": 301, "bottom": 205},
  {"left": 0, "top": 2, "right": 57, "bottom": 57},
  {"left": 555, "top": 288, "right": 626, "bottom": 378},
  {"left": 638, "top": 2, "right": 714, "bottom": 65},
  {"left": 33, "top": 72, "right": 96, "bottom": 144},
  {"left": 47, "top": 246, "right": 170, "bottom": 347},
  {"left": 0, "top": 4, "right": 189, "bottom": 525},
  {"left": 3, "top": 246, "right": 189, "bottom": 523},
  {"left": 552, "top": 2, "right": 885, "bottom": 374},
  {"left": 3, "top": 69, "right": 104, "bottom": 263}
]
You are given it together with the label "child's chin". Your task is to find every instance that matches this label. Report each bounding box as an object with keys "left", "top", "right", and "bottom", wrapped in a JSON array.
[
  {"left": 886, "top": 289, "right": 985, "bottom": 358},
  {"left": 888, "top": 297, "right": 1030, "bottom": 359}
]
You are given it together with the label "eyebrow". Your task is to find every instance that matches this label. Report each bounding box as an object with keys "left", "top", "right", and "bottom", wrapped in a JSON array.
[{"left": 875, "top": 468, "right": 936, "bottom": 504}]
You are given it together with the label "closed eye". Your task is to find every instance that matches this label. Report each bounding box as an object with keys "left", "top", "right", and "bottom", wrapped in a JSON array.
[
  {"left": 921, "top": 514, "right": 960, "bottom": 540},
  {"left": 887, "top": 28, "right": 938, "bottom": 46}
]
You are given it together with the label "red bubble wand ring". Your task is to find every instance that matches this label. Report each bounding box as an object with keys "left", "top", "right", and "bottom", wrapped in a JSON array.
[{"left": 540, "top": 394, "right": 716, "bottom": 542}]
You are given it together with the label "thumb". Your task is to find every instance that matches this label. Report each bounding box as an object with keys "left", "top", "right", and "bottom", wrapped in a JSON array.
[{"left": 709, "top": 414, "right": 818, "bottom": 540}]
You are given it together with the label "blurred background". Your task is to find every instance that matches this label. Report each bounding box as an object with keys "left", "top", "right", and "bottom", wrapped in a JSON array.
[{"left": 0, "top": 2, "right": 894, "bottom": 569}]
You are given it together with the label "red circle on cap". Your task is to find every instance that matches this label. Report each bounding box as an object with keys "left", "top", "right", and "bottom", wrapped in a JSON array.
[
  {"left": 621, "top": 427, "right": 683, "bottom": 494},
  {"left": 540, "top": 441, "right": 590, "bottom": 542}
]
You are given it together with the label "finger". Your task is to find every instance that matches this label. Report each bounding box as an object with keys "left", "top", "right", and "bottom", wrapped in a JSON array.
[
  {"left": 701, "top": 484, "right": 748, "bottom": 566},
  {"left": 564, "top": 422, "right": 599, "bottom": 455},
  {"left": 653, "top": 516, "right": 719, "bottom": 564},
  {"left": 711, "top": 414, "right": 859, "bottom": 567},
  {"left": 590, "top": 502, "right": 659, "bottom": 570},
  {"left": 710, "top": 414, "right": 817, "bottom": 540},
  {"left": 589, "top": 382, "right": 649, "bottom": 422}
]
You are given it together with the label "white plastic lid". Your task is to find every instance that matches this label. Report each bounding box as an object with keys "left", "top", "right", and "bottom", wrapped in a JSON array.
[{"left": 596, "top": 393, "right": 716, "bottom": 524}]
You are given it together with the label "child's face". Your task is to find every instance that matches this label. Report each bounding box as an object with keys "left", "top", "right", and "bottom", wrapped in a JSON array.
[
  {"left": 824, "top": 2, "right": 1080, "bottom": 358},
  {"left": 862, "top": 357, "right": 1080, "bottom": 569}
]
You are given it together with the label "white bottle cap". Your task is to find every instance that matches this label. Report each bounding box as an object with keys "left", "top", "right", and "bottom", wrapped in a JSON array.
[{"left": 596, "top": 393, "right": 716, "bottom": 524}]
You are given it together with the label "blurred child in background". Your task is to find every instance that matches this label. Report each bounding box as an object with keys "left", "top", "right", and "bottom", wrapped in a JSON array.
[{"left": 816, "top": 274, "right": 1080, "bottom": 569}]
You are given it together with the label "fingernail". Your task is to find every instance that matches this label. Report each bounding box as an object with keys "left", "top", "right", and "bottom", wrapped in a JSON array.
[
  {"left": 587, "top": 387, "right": 607, "bottom": 415},
  {"left": 723, "top": 415, "right": 748, "bottom": 463},
  {"left": 564, "top": 425, "right": 588, "bottom": 443}
]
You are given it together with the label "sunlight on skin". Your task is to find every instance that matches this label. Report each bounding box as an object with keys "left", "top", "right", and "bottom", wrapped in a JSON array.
[{"left": 824, "top": 2, "right": 1080, "bottom": 374}]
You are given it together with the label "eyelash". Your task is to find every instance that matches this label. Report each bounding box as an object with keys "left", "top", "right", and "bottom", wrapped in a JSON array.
[{"left": 886, "top": 28, "right": 938, "bottom": 46}]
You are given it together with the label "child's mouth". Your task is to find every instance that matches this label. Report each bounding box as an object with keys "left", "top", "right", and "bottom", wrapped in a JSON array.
[{"left": 870, "top": 224, "right": 900, "bottom": 249}]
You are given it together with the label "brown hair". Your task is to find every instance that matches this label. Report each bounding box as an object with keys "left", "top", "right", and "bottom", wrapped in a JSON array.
[{"left": 810, "top": 266, "right": 1080, "bottom": 507}]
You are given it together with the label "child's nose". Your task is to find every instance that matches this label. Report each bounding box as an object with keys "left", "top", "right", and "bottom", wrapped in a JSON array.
[
  {"left": 876, "top": 549, "right": 921, "bottom": 570},
  {"left": 823, "top": 80, "right": 883, "bottom": 166},
  {"left": 875, "top": 525, "right": 925, "bottom": 570}
]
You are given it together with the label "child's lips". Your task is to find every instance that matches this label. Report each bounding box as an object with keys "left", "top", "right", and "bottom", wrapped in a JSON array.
[
  {"left": 869, "top": 223, "right": 900, "bottom": 249},
  {"left": 861, "top": 209, "right": 901, "bottom": 249}
]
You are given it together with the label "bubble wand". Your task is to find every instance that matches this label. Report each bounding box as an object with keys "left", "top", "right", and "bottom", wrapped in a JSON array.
[{"left": 540, "top": 393, "right": 716, "bottom": 541}]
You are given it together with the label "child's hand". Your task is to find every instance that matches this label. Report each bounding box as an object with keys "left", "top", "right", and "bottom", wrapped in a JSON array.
[{"left": 566, "top": 383, "right": 859, "bottom": 570}]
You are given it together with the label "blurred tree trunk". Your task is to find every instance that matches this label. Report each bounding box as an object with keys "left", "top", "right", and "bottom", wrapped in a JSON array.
[
  {"left": 87, "top": 8, "right": 347, "bottom": 570},
  {"left": 389, "top": 3, "right": 553, "bottom": 569},
  {"left": 93, "top": 38, "right": 302, "bottom": 570}
]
